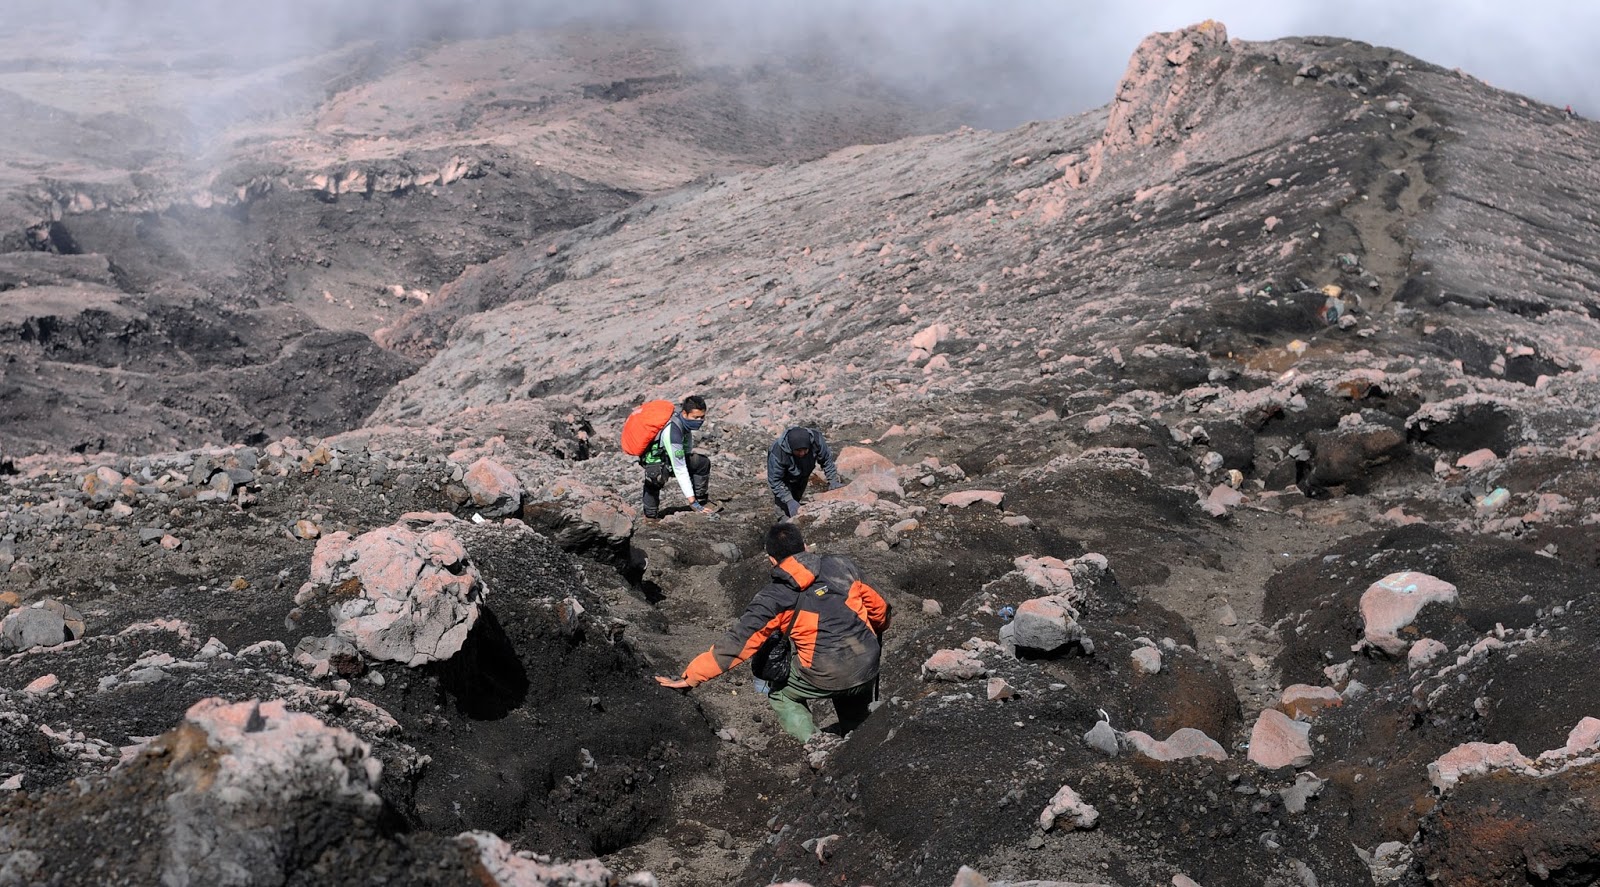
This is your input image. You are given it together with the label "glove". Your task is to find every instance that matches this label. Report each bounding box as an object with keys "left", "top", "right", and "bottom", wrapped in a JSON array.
[
  {"left": 691, "top": 502, "right": 705, "bottom": 512},
  {"left": 828, "top": 480, "right": 844, "bottom": 491},
  {"left": 785, "top": 500, "right": 799, "bottom": 518}
]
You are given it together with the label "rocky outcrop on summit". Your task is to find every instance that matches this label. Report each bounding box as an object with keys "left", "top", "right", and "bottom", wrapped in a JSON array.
[{"left": 1089, "top": 19, "right": 1235, "bottom": 183}]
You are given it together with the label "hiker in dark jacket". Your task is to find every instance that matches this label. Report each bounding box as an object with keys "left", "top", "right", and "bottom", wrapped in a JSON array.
[
  {"left": 641, "top": 395, "right": 713, "bottom": 519},
  {"left": 767, "top": 426, "right": 841, "bottom": 517},
  {"left": 656, "top": 523, "right": 889, "bottom": 741}
]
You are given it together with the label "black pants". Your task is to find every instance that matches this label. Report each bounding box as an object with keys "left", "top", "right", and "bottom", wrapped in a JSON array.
[
  {"left": 642, "top": 454, "right": 710, "bottom": 517},
  {"left": 773, "top": 477, "right": 808, "bottom": 516}
]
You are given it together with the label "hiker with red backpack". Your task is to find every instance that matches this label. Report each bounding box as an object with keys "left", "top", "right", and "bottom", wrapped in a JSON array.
[
  {"left": 621, "top": 395, "right": 714, "bottom": 519},
  {"left": 655, "top": 522, "right": 890, "bottom": 741}
]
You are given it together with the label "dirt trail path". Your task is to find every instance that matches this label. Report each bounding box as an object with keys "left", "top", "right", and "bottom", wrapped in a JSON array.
[{"left": 1143, "top": 501, "right": 1372, "bottom": 741}]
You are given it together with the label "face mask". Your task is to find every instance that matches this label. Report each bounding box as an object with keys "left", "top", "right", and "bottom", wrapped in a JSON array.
[{"left": 682, "top": 417, "right": 705, "bottom": 430}]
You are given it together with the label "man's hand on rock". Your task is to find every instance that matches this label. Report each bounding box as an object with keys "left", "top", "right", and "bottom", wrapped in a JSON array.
[
  {"left": 654, "top": 676, "right": 692, "bottom": 691},
  {"left": 785, "top": 500, "right": 800, "bottom": 518}
]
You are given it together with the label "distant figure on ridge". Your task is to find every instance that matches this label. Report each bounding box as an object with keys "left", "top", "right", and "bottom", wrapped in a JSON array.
[
  {"left": 655, "top": 523, "right": 889, "bottom": 741},
  {"left": 767, "top": 426, "right": 842, "bottom": 517},
  {"left": 620, "top": 395, "right": 714, "bottom": 519}
]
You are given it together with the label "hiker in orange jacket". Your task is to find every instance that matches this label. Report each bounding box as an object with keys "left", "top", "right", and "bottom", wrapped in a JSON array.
[{"left": 655, "top": 523, "right": 890, "bottom": 741}]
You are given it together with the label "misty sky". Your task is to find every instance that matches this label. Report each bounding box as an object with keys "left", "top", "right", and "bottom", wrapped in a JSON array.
[{"left": 4, "top": 0, "right": 1594, "bottom": 126}]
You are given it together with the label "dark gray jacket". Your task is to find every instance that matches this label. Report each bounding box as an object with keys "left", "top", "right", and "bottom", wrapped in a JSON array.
[{"left": 767, "top": 427, "right": 840, "bottom": 507}]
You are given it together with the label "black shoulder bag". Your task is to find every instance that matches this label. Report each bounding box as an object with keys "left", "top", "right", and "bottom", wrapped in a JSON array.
[{"left": 750, "top": 604, "right": 802, "bottom": 687}]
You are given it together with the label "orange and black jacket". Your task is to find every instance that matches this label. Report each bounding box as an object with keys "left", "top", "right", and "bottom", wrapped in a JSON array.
[{"left": 681, "top": 552, "right": 889, "bottom": 691}]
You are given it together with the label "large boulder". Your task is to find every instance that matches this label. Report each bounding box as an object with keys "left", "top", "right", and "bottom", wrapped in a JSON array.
[
  {"left": 158, "top": 698, "right": 385, "bottom": 885},
  {"left": 1359, "top": 571, "right": 1458, "bottom": 656},
  {"left": 1006, "top": 596, "right": 1087, "bottom": 653},
  {"left": 296, "top": 512, "right": 485, "bottom": 666}
]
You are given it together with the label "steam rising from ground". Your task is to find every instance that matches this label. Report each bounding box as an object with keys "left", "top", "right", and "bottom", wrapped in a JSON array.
[{"left": 2, "top": 0, "right": 1593, "bottom": 138}]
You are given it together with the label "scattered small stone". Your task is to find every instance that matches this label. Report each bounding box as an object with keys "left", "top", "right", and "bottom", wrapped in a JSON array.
[
  {"left": 1407, "top": 638, "right": 1448, "bottom": 669},
  {"left": 23, "top": 674, "right": 59, "bottom": 695},
  {"left": 1279, "top": 772, "right": 1326, "bottom": 814},
  {"left": 939, "top": 490, "right": 1005, "bottom": 508},
  {"left": 1279, "top": 684, "right": 1343, "bottom": 719},
  {"left": 921, "top": 649, "right": 986, "bottom": 682},
  {"left": 1084, "top": 720, "right": 1119, "bottom": 757},
  {"left": 1038, "top": 783, "right": 1098, "bottom": 831}
]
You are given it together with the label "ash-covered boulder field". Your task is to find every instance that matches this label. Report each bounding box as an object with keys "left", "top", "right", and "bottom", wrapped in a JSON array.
[{"left": 3, "top": 18, "right": 1600, "bottom": 887}]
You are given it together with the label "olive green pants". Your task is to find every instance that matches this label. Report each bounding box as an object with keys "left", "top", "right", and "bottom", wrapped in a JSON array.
[{"left": 766, "top": 669, "right": 875, "bottom": 741}]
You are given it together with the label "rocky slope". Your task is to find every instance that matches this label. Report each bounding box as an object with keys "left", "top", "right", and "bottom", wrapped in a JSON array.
[
  {"left": 0, "top": 24, "right": 953, "bottom": 455},
  {"left": 4, "top": 20, "right": 1600, "bottom": 887}
]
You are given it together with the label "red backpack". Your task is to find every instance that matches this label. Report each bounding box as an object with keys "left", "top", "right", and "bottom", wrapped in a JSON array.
[{"left": 620, "top": 400, "right": 675, "bottom": 456}]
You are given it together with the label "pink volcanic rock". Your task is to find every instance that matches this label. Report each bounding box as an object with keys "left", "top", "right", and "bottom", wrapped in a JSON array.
[
  {"left": 1248, "top": 709, "right": 1313, "bottom": 769},
  {"left": 921, "top": 649, "right": 986, "bottom": 682},
  {"left": 1125, "top": 727, "right": 1227, "bottom": 762},
  {"left": 22, "top": 674, "right": 59, "bottom": 694},
  {"left": 1279, "top": 684, "right": 1343, "bottom": 719},
  {"left": 1038, "top": 783, "right": 1099, "bottom": 831},
  {"left": 815, "top": 446, "right": 901, "bottom": 502},
  {"left": 1200, "top": 483, "right": 1245, "bottom": 517},
  {"left": 297, "top": 513, "right": 484, "bottom": 666},
  {"left": 940, "top": 490, "right": 1005, "bottom": 508},
  {"left": 1454, "top": 448, "right": 1499, "bottom": 471},
  {"left": 577, "top": 499, "right": 631, "bottom": 543},
  {"left": 456, "top": 831, "right": 619, "bottom": 887},
  {"left": 1014, "top": 555, "right": 1076, "bottom": 595},
  {"left": 1359, "top": 571, "right": 1459, "bottom": 656},
  {"left": 1565, "top": 717, "right": 1600, "bottom": 755},
  {"left": 910, "top": 322, "right": 950, "bottom": 352},
  {"left": 1538, "top": 717, "right": 1600, "bottom": 762},
  {"left": 1427, "top": 741, "right": 1532, "bottom": 792},
  {"left": 463, "top": 457, "right": 524, "bottom": 517},
  {"left": 1407, "top": 637, "right": 1449, "bottom": 669},
  {"left": 1131, "top": 646, "right": 1163, "bottom": 675}
]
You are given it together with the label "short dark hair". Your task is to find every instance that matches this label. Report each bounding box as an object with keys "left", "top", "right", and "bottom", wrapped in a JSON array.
[
  {"left": 765, "top": 522, "right": 806, "bottom": 561},
  {"left": 682, "top": 395, "right": 707, "bottom": 413}
]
